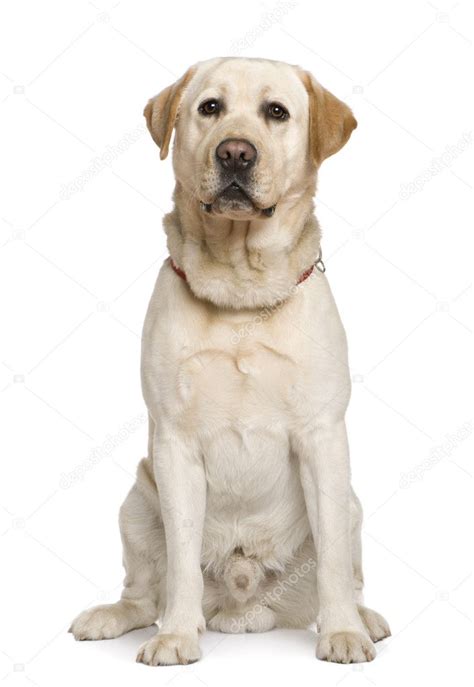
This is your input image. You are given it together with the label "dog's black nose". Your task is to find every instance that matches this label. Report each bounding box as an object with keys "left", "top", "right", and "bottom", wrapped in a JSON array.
[{"left": 216, "top": 138, "right": 257, "bottom": 171}]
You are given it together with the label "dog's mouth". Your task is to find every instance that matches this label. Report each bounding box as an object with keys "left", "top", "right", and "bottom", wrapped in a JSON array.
[
  {"left": 223, "top": 181, "right": 250, "bottom": 202},
  {"left": 200, "top": 182, "right": 276, "bottom": 218}
]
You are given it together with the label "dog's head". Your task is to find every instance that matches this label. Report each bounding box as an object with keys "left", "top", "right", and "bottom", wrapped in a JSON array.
[{"left": 144, "top": 57, "right": 357, "bottom": 220}]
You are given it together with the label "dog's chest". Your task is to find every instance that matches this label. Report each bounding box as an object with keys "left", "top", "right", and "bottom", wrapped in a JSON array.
[
  {"left": 176, "top": 326, "right": 300, "bottom": 430},
  {"left": 143, "top": 270, "right": 348, "bottom": 459},
  {"left": 177, "top": 332, "right": 301, "bottom": 500}
]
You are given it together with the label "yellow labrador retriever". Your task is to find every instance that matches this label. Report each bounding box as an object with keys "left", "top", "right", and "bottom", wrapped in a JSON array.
[{"left": 70, "top": 57, "right": 390, "bottom": 665}]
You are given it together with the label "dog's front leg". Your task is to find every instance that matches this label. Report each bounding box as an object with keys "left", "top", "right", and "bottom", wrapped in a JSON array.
[
  {"left": 298, "top": 420, "right": 376, "bottom": 663},
  {"left": 136, "top": 428, "right": 206, "bottom": 666}
]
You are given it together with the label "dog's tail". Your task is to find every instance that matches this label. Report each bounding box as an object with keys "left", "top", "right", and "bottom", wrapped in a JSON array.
[{"left": 223, "top": 548, "right": 265, "bottom": 602}]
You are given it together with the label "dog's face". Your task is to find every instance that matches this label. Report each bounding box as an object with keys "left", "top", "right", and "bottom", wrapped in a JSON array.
[{"left": 145, "top": 58, "right": 357, "bottom": 220}]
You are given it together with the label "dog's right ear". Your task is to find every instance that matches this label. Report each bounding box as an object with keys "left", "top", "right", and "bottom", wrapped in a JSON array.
[{"left": 144, "top": 67, "right": 196, "bottom": 160}]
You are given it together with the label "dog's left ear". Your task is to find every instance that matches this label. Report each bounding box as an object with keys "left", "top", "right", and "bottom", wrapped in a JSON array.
[
  {"left": 299, "top": 70, "right": 357, "bottom": 166},
  {"left": 144, "top": 66, "right": 196, "bottom": 160}
]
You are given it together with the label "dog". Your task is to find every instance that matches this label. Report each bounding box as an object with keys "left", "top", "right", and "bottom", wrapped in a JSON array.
[{"left": 70, "top": 57, "right": 390, "bottom": 665}]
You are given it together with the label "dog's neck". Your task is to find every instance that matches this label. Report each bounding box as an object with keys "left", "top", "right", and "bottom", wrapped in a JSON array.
[{"left": 164, "top": 182, "right": 321, "bottom": 310}]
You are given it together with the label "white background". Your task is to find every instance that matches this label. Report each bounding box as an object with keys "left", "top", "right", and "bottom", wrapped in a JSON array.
[{"left": 0, "top": 0, "right": 472, "bottom": 685}]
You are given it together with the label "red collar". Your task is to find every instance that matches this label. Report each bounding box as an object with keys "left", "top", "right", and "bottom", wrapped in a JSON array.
[
  {"left": 170, "top": 258, "right": 187, "bottom": 281},
  {"left": 170, "top": 258, "right": 316, "bottom": 286}
]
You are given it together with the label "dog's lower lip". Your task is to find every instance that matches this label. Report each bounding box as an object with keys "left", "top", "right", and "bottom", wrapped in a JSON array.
[{"left": 200, "top": 198, "right": 277, "bottom": 216}]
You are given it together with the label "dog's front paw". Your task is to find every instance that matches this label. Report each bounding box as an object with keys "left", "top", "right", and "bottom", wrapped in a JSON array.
[
  {"left": 136, "top": 633, "right": 201, "bottom": 666},
  {"left": 316, "top": 631, "right": 376, "bottom": 663}
]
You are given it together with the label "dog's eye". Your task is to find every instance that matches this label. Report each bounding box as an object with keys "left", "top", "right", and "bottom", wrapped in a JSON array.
[
  {"left": 267, "top": 102, "right": 289, "bottom": 120},
  {"left": 198, "top": 99, "right": 221, "bottom": 116}
]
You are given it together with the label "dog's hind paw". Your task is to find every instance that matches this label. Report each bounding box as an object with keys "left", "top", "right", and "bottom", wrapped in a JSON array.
[{"left": 358, "top": 605, "right": 391, "bottom": 643}]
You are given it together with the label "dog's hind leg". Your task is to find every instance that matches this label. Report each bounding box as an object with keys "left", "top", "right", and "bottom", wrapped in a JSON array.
[
  {"left": 351, "top": 488, "right": 391, "bottom": 643},
  {"left": 350, "top": 488, "right": 365, "bottom": 605},
  {"left": 70, "top": 456, "right": 165, "bottom": 640}
]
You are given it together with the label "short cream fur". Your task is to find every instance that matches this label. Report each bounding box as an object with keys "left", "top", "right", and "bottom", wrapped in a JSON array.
[{"left": 70, "top": 57, "right": 390, "bottom": 665}]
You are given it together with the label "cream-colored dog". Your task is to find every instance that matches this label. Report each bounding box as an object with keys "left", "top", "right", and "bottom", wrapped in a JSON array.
[{"left": 70, "top": 57, "right": 390, "bottom": 665}]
